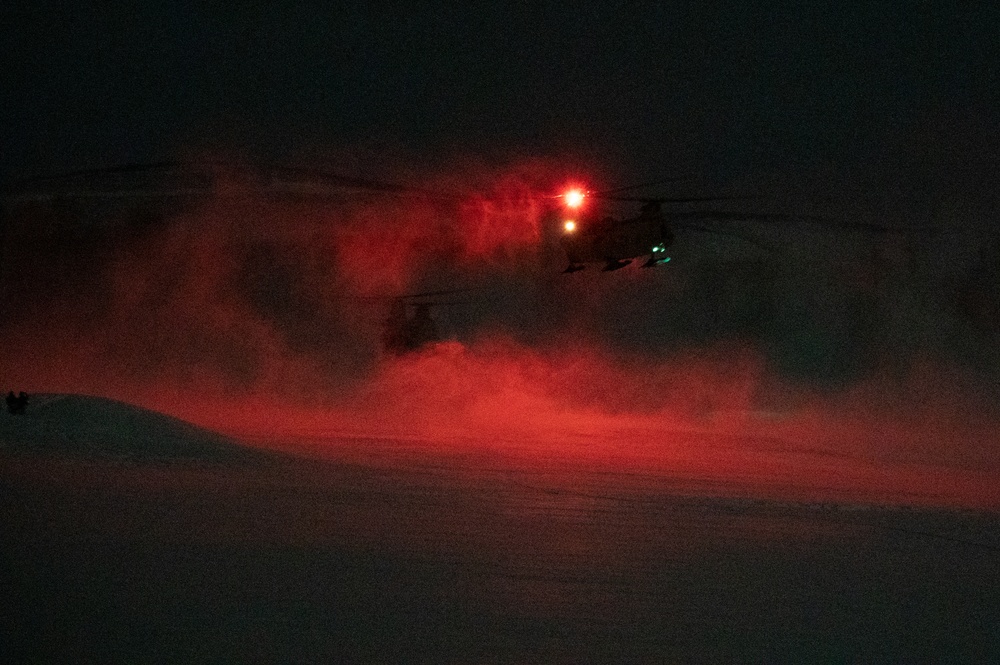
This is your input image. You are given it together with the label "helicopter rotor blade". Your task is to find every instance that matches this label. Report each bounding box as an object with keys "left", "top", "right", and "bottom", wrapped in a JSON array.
[
  {"left": 599, "top": 194, "right": 759, "bottom": 204},
  {"left": 4, "top": 161, "right": 212, "bottom": 201},
  {"left": 395, "top": 288, "right": 478, "bottom": 300},
  {"left": 351, "top": 287, "right": 479, "bottom": 302},
  {"left": 412, "top": 299, "right": 477, "bottom": 308},
  {"left": 667, "top": 210, "right": 945, "bottom": 235},
  {"left": 672, "top": 220, "right": 778, "bottom": 251},
  {"left": 264, "top": 165, "right": 465, "bottom": 200},
  {"left": 9, "top": 161, "right": 210, "bottom": 184},
  {"left": 4, "top": 160, "right": 459, "bottom": 203},
  {"left": 595, "top": 176, "right": 694, "bottom": 196}
]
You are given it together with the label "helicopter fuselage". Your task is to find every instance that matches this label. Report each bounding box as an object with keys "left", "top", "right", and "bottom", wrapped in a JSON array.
[{"left": 559, "top": 210, "right": 675, "bottom": 271}]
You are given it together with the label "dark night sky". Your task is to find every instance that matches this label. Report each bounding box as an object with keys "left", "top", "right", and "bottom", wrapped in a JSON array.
[
  {"left": 3, "top": 2, "right": 1000, "bottom": 390},
  {"left": 4, "top": 2, "right": 999, "bottom": 204}
]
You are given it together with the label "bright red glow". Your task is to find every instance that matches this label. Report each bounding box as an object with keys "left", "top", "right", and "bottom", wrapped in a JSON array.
[
  {"left": 125, "top": 339, "right": 1000, "bottom": 511},
  {"left": 4, "top": 156, "right": 1000, "bottom": 514},
  {"left": 329, "top": 161, "right": 557, "bottom": 294},
  {"left": 563, "top": 188, "right": 585, "bottom": 209}
]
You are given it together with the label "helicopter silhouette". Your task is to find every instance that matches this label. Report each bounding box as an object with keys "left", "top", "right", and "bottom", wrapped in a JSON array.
[
  {"left": 553, "top": 184, "right": 942, "bottom": 273},
  {"left": 3, "top": 160, "right": 942, "bottom": 283},
  {"left": 382, "top": 300, "right": 441, "bottom": 354},
  {"left": 378, "top": 289, "right": 475, "bottom": 355},
  {"left": 557, "top": 185, "right": 768, "bottom": 272}
]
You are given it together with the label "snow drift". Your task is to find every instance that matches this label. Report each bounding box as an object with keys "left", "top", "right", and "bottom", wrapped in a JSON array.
[{"left": 0, "top": 393, "right": 257, "bottom": 463}]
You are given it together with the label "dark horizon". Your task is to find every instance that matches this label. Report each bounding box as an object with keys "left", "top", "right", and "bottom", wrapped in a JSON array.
[{"left": 3, "top": 4, "right": 998, "bottom": 204}]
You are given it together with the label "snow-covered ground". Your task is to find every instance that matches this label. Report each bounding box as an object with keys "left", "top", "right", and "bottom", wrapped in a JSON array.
[
  {"left": 0, "top": 393, "right": 259, "bottom": 463},
  {"left": 2, "top": 394, "right": 999, "bottom": 662}
]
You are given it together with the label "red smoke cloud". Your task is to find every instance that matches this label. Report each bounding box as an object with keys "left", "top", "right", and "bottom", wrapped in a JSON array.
[
  {"left": 333, "top": 159, "right": 559, "bottom": 294},
  {"left": 1, "top": 156, "right": 574, "bottom": 394},
  {"left": 2, "top": 156, "right": 998, "bottom": 510},
  {"left": 128, "top": 336, "right": 1000, "bottom": 510}
]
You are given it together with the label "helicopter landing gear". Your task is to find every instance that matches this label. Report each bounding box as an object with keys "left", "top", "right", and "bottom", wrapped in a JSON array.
[
  {"left": 602, "top": 259, "right": 632, "bottom": 271},
  {"left": 563, "top": 263, "right": 585, "bottom": 273},
  {"left": 641, "top": 255, "right": 671, "bottom": 268}
]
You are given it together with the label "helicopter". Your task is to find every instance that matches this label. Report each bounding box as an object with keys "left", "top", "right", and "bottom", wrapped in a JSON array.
[
  {"left": 377, "top": 289, "right": 475, "bottom": 355},
  {"left": 556, "top": 185, "right": 766, "bottom": 272},
  {"left": 552, "top": 185, "right": 942, "bottom": 273},
  {"left": 3, "top": 160, "right": 941, "bottom": 283},
  {"left": 382, "top": 299, "right": 440, "bottom": 354}
]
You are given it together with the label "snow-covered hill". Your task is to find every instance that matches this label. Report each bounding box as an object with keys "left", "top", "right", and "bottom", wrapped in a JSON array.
[{"left": 0, "top": 393, "right": 258, "bottom": 463}]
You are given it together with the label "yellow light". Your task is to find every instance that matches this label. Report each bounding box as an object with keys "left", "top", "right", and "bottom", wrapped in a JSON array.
[
  {"left": 564, "top": 189, "right": 585, "bottom": 208},
  {"left": 563, "top": 220, "right": 576, "bottom": 233}
]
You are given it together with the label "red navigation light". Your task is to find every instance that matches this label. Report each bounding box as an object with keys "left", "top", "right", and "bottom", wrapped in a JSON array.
[
  {"left": 563, "top": 220, "right": 577, "bottom": 233},
  {"left": 563, "top": 188, "right": 585, "bottom": 209}
]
